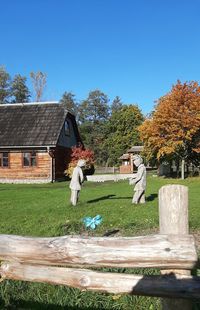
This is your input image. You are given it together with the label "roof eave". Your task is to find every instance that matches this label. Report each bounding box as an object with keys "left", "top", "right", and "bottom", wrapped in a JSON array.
[{"left": 0, "top": 145, "right": 56, "bottom": 149}]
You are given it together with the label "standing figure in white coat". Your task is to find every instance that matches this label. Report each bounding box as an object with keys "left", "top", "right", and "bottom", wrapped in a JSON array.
[
  {"left": 129, "top": 155, "right": 146, "bottom": 204},
  {"left": 69, "top": 159, "right": 86, "bottom": 206}
]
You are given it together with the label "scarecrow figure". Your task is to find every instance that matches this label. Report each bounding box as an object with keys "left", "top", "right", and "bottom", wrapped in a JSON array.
[
  {"left": 129, "top": 155, "right": 146, "bottom": 204},
  {"left": 69, "top": 159, "right": 86, "bottom": 206}
]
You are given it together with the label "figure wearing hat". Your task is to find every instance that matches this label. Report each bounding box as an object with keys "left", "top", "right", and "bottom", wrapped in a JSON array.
[
  {"left": 69, "top": 159, "right": 86, "bottom": 206},
  {"left": 129, "top": 155, "right": 146, "bottom": 204}
]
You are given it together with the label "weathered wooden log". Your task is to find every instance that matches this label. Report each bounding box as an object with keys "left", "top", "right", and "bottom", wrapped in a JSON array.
[
  {"left": 1, "top": 262, "right": 200, "bottom": 300},
  {"left": 159, "top": 185, "right": 193, "bottom": 310},
  {"left": 159, "top": 184, "right": 189, "bottom": 235},
  {"left": 0, "top": 234, "right": 197, "bottom": 269}
]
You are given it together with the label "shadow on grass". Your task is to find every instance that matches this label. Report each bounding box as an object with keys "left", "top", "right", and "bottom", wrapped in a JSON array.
[
  {"left": 107, "top": 193, "right": 158, "bottom": 202},
  {"left": 146, "top": 194, "right": 158, "bottom": 201},
  {"left": 103, "top": 229, "right": 120, "bottom": 237},
  {"left": 87, "top": 194, "right": 116, "bottom": 203},
  {"left": 110, "top": 197, "right": 132, "bottom": 199},
  {"left": 87, "top": 195, "right": 137, "bottom": 203},
  {"left": 2, "top": 300, "right": 101, "bottom": 309}
]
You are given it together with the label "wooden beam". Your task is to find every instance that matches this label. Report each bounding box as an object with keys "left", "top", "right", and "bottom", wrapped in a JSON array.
[
  {"left": 0, "top": 234, "right": 197, "bottom": 269},
  {"left": 1, "top": 262, "right": 200, "bottom": 300}
]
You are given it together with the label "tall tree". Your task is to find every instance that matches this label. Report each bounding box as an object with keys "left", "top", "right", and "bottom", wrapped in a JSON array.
[
  {"left": 79, "top": 89, "right": 109, "bottom": 123},
  {"left": 79, "top": 120, "right": 108, "bottom": 165},
  {"left": 103, "top": 104, "right": 144, "bottom": 165},
  {"left": 0, "top": 66, "right": 11, "bottom": 104},
  {"left": 60, "top": 92, "right": 78, "bottom": 115},
  {"left": 139, "top": 80, "right": 200, "bottom": 179},
  {"left": 111, "top": 96, "right": 123, "bottom": 113},
  {"left": 30, "top": 71, "right": 46, "bottom": 102},
  {"left": 78, "top": 89, "right": 110, "bottom": 164},
  {"left": 11, "top": 74, "right": 30, "bottom": 103}
]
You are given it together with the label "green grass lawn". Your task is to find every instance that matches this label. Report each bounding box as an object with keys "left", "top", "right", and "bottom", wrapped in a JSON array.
[{"left": 0, "top": 176, "right": 200, "bottom": 309}]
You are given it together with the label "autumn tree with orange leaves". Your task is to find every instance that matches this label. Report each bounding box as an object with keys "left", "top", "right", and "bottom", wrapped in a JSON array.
[{"left": 139, "top": 80, "right": 200, "bottom": 179}]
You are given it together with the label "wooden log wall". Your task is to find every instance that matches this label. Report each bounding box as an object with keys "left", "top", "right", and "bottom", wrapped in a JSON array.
[{"left": 0, "top": 151, "right": 51, "bottom": 180}]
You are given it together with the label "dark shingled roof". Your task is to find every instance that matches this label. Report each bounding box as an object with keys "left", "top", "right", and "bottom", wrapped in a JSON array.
[{"left": 0, "top": 103, "right": 69, "bottom": 147}]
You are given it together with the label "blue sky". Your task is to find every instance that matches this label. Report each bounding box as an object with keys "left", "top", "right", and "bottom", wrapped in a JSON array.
[{"left": 1, "top": 0, "right": 200, "bottom": 114}]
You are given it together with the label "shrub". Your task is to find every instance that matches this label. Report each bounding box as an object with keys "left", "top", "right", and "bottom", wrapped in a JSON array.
[{"left": 65, "top": 146, "right": 95, "bottom": 178}]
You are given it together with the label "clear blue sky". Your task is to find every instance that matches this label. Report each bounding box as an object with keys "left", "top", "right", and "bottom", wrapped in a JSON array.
[{"left": 1, "top": 0, "right": 200, "bottom": 114}]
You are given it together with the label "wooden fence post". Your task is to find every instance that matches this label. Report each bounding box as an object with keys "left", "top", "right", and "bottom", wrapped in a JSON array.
[{"left": 159, "top": 184, "right": 192, "bottom": 310}]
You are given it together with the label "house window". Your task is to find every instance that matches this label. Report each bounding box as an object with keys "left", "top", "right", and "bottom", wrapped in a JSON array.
[
  {"left": 0, "top": 152, "right": 9, "bottom": 168},
  {"left": 23, "top": 151, "right": 37, "bottom": 167},
  {"left": 64, "top": 120, "right": 70, "bottom": 136}
]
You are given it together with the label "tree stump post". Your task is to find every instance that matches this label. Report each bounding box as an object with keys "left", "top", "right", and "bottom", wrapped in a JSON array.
[{"left": 159, "top": 184, "right": 192, "bottom": 310}]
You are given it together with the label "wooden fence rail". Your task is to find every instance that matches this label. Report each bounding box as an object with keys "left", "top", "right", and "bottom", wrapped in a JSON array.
[
  {"left": 0, "top": 185, "right": 200, "bottom": 309},
  {"left": 1, "top": 262, "right": 200, "bottom": 300},
  {"left": 0, "top": 234, "right": 197, "bottom": 269}
]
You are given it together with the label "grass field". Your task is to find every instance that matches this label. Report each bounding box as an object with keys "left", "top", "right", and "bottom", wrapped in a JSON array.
[{"left": 0, "top": 176, "right": 200, "bottom": 309}]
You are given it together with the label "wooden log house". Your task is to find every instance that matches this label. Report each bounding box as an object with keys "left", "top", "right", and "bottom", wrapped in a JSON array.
[
  {"left": 0, "top": 102, "right": 82, "bottom": 183},
  {"left": 119, "top": 145, "right": 144, "bottom": 173}
]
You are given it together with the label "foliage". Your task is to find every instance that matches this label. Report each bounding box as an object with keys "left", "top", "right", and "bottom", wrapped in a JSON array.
[
  {"left": 139, "top": 80, "right": 200, "bottom": 167},
  {"left": 60, "top": 91, "right": 78, "bottom": 115},
  {"left": 11, "top": 74, "right": 30, "bottom": 103},
  {"left": 0, "top": 66, "right": 11, "bottom": 103},
  {"left": 79, "top": 120, "right": 108, "bottom": 165},
  {"left": 30, "top": 71, "right": 47, "bottom": 102},
  {"left": 65, "top": 146, "right": 95, "bottom": 177},
  {"left": 103, "top": 104, "right": 144, "bottom": 165},
  {"left": 78, "top": 89, "right": 109, "bottom": 123},
  {"left": 0, "top": 67, "right": 46, "bottom": 103},
  {"left": 111, "top": 96, "right": 123, "bottom": 113},
  {"left": 77, "top": 91, "right": 144, "bottom": 166},
  {"left": 78, "top": 89, "right": 110, "bottom": 165}
]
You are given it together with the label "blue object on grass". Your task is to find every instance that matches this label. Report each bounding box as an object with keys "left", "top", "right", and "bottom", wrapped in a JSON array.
[{"left": 83, "top": 215, "right": 102, "bottom": 229}]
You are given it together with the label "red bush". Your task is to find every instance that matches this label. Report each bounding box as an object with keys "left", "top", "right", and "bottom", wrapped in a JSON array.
[{"left": 65, "top": 146, "right": 95, "bottom": 177}]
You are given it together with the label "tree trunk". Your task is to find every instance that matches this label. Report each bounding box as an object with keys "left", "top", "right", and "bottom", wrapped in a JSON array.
[
  {"left": 176, "top": 160, "right": 180, "bottom": 178},
  {"left": 181, "top": 159, "right": 185, "bottom": 180}
]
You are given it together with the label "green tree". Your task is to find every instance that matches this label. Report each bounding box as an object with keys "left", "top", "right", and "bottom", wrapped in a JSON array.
[
  {"left": 0, "top": 66, "right": 11, "bottom": 103},
  {"left": 60, "top": 92, "right": 78, "bottom": 115},
  {"left": 111, "top": 96, "right": 123, "bottom": 113},
  {"left": 103, "top": 105, "right": 144, "bottom": 165},
  {"left": 80, "top": 120, "right": 108, "bottom": 165},
  {"left": 78, "top": 89, "right": 110, "bottom": 165},
  {"left": 79, "top": 89, "right": 109, "bottom": 123},
  {"left": 11, "top": 74, "right": 30, "bottom": 103}
]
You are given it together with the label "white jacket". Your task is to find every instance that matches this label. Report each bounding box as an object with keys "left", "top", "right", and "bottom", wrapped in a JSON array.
[{"left": 69, "top": 166, "right": 84, "bottom": 191}]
